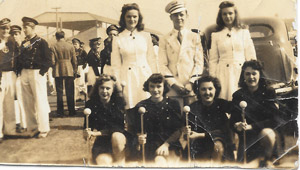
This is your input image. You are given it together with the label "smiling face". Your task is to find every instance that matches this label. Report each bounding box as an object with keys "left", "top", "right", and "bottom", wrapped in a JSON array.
[
  {"left": 244, "top": 67, "right": 260, "bottom": 90},
  {"left": 98, "top": 80, "right": 114, "bottom": 104},
  {"left": 149, "top": 82, "right": 164, "bottom": 102},
  {"left": 125, "top": 9, "right": 139, "bottom": 31},
  {"left": 221, "top": 7, "right": 236, "bottom": 28},
  {"left": 199, "top": 81, "right": 216, "bottom": 106},
  {"left": 170, "top": 11, "right": 187, "bottom": 30}
]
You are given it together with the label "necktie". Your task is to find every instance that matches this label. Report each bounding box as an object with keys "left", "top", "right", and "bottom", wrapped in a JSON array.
[{"left": 177, "top": 31, "right": 183, "bottom": 44}]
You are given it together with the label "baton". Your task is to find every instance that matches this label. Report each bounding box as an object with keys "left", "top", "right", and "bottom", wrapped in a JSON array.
[
  {"left": 239, "top": 101, "right": 247, "bottom": 164},
  {"left": 84, "top": 108, "right": 92, "bottom": 164},
  {"left": 183, "top": 106, "right": 191, "bottom": 163},
  {"left": 138, "top": 107, "right": 146, "bottom": 165}
]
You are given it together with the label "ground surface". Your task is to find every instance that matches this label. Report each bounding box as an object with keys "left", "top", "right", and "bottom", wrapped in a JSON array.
[{"left": 0, "top": 94, "right": 298, "bottom": 169}]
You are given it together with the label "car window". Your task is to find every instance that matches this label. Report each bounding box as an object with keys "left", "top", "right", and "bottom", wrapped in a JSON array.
[{"left": 249, "top": 25, "right": 274, "bottom": 38}]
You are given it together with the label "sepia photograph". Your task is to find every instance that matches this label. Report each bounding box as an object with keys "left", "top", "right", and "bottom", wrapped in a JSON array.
[{"left": 0, "top": 0, "right": 298, "bottom": 169}]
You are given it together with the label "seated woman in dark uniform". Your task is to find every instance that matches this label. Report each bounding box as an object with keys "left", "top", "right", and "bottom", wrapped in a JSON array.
[
  {"left": 183, "top": 76, "right": 234, "bottom": 162},
  {"left": 128, "top": 73, "right": 184, "bottom": 164},
  {"left": 84, "top": 74, "right": 127, "bottom": 165},
  {"left": 231, "top": 60, "right": 282, "bottom": 167}
]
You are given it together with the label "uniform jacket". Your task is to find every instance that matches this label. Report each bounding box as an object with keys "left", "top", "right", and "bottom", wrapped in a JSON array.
[
  {"left": 208, "top": 28, "right": 256, "bottom": 100},
  {"left": 75, "top": 48, "right": 87, "bottom": 67},
  {"left": 0, "top": 37, "right": 18, "bottom": 73},
  {"left": 86, "top": 49, "right": 101, "bottom": 76},
  {"left": 159, "top": 28, "right": 204, "bottom": 86},
  {"left": 51, "top": 40, "right": 77, "bottom": 77},
  {"left": 18, "top": 35, "right": 52, "bottom": 75}
]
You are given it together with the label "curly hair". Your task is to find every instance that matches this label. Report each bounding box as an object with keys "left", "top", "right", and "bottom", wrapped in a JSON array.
[
  {"left": 89, "top": 74, "right": 126, "bottom": 108},
  {"left": 143, "top": 73, "right": 170, "bottom": 97},
  {"left": 238, "top": 60, "right": 267, "bottom": 89},
  {"left": 216, "top": 1, "right": 246, "bottom": 31},
  {"left": 193, "top": 76, "right": 222, "bottom": 100},
  {"left": 118, "top": 3, "right": 144, "bottom": 32}
]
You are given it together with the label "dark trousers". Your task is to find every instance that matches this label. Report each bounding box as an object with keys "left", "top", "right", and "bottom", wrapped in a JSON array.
[{"left": 55, "top": 77, "right": 75, "bottom": 115}]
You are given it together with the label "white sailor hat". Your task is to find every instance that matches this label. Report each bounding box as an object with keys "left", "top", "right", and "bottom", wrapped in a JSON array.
[{"left": 165, "top": 0, "right": 187, "bottom": 14}]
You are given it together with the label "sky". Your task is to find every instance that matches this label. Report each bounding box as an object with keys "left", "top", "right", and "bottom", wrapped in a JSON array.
[{"left": 0, "top": 0, "right": 297, "bottom": 35}]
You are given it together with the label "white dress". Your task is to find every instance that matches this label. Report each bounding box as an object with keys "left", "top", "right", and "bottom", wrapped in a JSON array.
[
  {"left": 111, "top": 29, "right": 156, "bottom": 109},
  {"left": 209, "top": 27, "right": 256, "bottom": 101}
]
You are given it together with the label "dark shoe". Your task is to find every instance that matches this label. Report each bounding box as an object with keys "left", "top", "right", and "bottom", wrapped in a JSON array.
[
  {"left": 0, "top": 138, "right": 3, "bottom": 143},
  {"left": 69, "top": 111, "right": 77, "bottom": 116},
  {"left": 16, "top": 124, "right": 21, "bottom": 133}
]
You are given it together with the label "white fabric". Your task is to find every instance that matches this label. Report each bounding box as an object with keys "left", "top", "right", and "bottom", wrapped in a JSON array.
[
  {"left": 75, "top": 65, "right": 87, "bottom": 100},
  {"left": 0, "top": 72, "right": 16, "bottom": 136},
  {"left": 20, "top": 69, "right": 50, "bottom": 132},
  {"left": 111, "top": 29, "right": 156, "bottom": 109},
  {"left": 0, "top": 71, "right": 17, "bottom": 135},
  {"left": 209, "top": 27, "right": 256, "bottom": 101},
  {"left": 16, "top": 77, "right": 27, "bottom": 128},
  {"left": 159, "top": 28, "right": 204, "bottom": 87}
]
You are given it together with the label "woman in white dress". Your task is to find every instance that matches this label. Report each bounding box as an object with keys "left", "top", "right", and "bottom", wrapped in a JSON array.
[
  {"left": 209, "top": 1, "right": 256, "bottom": 101},
  {"left": 111, "top": 3, "right": 156, "bottom": 109}
]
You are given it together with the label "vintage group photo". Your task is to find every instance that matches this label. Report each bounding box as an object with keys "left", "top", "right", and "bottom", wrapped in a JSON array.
[{"left": 0, "top": 0, "right": 298, "bottom": 169}]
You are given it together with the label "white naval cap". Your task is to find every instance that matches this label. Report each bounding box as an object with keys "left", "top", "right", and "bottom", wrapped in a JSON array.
[{"left": 165, "top": 0, "right": 187, "bottom": 14}]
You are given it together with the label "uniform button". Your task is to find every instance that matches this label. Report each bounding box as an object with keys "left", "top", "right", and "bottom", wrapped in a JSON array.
[
  {"left": 128, "top": 67, "right": 131, "bottom": 70},
  {"left": 227, "top": 64, "right": 229, "bottom": 67}
]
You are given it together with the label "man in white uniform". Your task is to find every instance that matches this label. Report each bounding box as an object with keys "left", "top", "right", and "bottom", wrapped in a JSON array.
[
  {"left": 18, "top": 17, "right": 52, "bottom": 138},
  {"left": 159, "top": 0, "right": 204, "bottom": 108}
]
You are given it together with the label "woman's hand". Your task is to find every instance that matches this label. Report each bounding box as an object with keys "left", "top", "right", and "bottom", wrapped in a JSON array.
[
  {"left": 182, "top": 126, "right": 205, "bottom": 140},
  {"left": 234, "top": 122, "right": 253, "bottom": 131},
  {"left": 138, "top": 133, "right": 147, "bottom": 145},
  {"left": 156, "top": 142, "right": 170, "bottom": 156}
]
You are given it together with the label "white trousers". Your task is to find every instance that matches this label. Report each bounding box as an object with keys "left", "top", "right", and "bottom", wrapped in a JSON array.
[
  {"left": 0, "top": 71, "right": 17, "bottom": 136},
  {"left": 75, "top": 65, "right": 87, "bottom": 100},
  {"left": 15, "top": 77, "right": 27, "bottom": 128},
  {"left": 20, "top": 69, "right": 50, "bottom": 132}
]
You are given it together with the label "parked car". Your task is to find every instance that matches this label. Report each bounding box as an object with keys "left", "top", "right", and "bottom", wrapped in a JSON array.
[{"left": 205, "top": 17, "right": 297, "bottom": 86}]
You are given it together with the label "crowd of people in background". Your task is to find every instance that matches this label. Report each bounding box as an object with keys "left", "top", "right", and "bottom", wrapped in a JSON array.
[{"left": 0, "top": 0, "right": 291, "bottom": 168}]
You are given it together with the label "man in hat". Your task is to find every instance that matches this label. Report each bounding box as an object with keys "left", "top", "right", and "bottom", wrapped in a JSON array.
[
  {"left": 0, "top": 18, "right": 19, "bottom": 141},
  {"left": 100, "top": 25, "right": 119, "bottom": 75},
  {"left": 72, "top": 38, "right": 87, "bottom": 102},
  {"left": 52, "top": 31, "right": 77, "bottom": 116},
  {"left": 10, "top": 24, "right": 27, "bottom": 133},
  {"left": 18, "top": 16, "right": 52, "bottom": 138},
  {"left": 159, "top": 0, "right": 204, "bottom": 109}
]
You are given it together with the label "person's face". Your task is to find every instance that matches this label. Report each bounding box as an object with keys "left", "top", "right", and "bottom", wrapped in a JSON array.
[
  {"left": 221, "top": 7, "right": 236, "bottom": 27},
  {"left": 12, "top": 32, "right": 21, "bottom": 42},
  {"left": 98, "top": 81, "right": 114, "bottom": 104},
  {"left": 199, "top": 81, "right": 216, "bottom": 106},
  {"left": 244, "top": 67, "right": 260, "bottom": 89},
  {"left": 73, "top": 42, "right": 80, "bottom": 50},
  {"left": 125, "top": 9, "right": 139, "bottom": 31},
  {"left": 108, "top": 30, "right": 118, "bottom": 38},
  {"left": 23, "top": 25, "right": 34, "bottom": 37},
  {"left": 170, "top": 11, "right": 187, "bottom": 30},
  {"left": 0, "top": 26, "right": 10, "bottom": 39},
  {"left": 149, "top": 82, "right": 164, "bottom": 101},
  {"left": 92, "top": 41, "right": 101, "bottom": 50}
]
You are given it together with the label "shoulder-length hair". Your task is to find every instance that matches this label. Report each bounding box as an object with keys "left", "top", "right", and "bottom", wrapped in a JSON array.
[
  {"left": 238, "top": 60, "right": 268, "bottom": 89},
  {"left": 193, "top": 76, "right": 222, "bottom": 100},
  {"left": 89, "top": 74, "right": 126, "bottom": 108},
  {"left": 143, "top": 73, "right": 170, "bottom": 97},
  {"left": 118, "top": 3, "right": 144, "bottom": 32},
  {"left": 216, "top": 1, "right": 246, "bottom": 31}
]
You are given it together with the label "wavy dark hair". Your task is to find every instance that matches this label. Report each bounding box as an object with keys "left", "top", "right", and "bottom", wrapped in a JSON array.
[
  {"left": 143, "top": 73, "right": 170, "bottom": 97},
  {"left": 216, "top": 1, "right": 246, "bottom": 31},
  {"left": 238, "top": 60, "right": 267, "bottom": 89},
  {"left": 89, "top": 74, "right": 126, "bottom": 108},
  {"left": 119, "top": 3, "right": 144, "bottom": 32},
  {"left": 193, "top": 76, "right": 222, "bottom": 100}
]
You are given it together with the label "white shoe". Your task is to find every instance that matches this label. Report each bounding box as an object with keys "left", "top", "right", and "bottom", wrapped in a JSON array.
[{"left": 38, "top": 132, "right": 49, "bottom": 138}]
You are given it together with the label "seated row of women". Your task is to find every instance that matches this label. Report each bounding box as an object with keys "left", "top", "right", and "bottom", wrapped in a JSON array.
[{"left": 83, "top": 60, "right": 284, "bottom": 167}]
